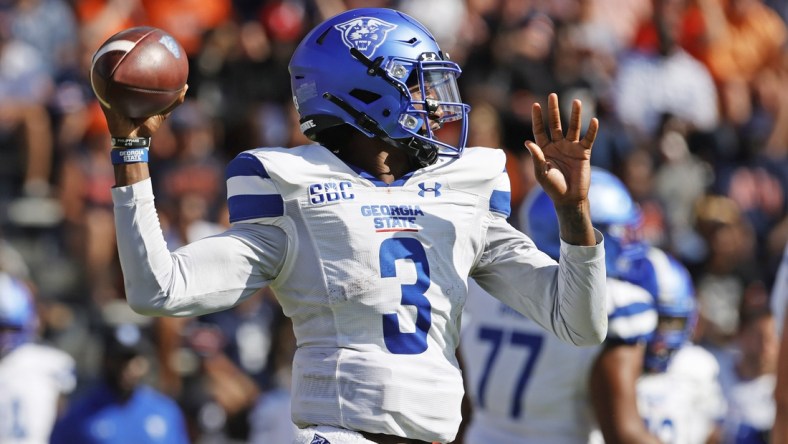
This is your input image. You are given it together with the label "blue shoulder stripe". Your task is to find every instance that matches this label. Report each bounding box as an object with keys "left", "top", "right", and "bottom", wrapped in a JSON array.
[
  {"left": 490, "top": 190, "right": 511, "bottom": 217},
  {"left": 608, "top": 301, "right": 653, "bottom": 320},
  {"left": 228, "top": 195, "right": 284, "bottom": 222},
  {"left": 226, "top": 152, "right": 270, "bottom": 179},
  {"left": 226, "top": 152, "right": 283, "bottom": 222}
]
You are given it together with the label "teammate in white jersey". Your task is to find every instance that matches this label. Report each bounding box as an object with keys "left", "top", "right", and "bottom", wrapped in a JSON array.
[
  {"left": 460, "top": 167, "right": 658, "bottom": 444},
  {"left": 635, "top": 248, "right": 726, "bottom": 444},
  {"left": 0, "top": 272, "right": 76, "bottom": 443},
  {"left": 97, "top": 8, "right": 608, "bottom": 444}
]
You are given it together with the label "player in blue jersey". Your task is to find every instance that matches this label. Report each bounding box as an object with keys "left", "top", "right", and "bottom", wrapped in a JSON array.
[
  {"left": 51, "top": 323, "right": 190, "bottom": 444},
  {"left": 460, "top": 167, "right": 659, "bottom": 444},
  {"left": 97, "top": 8, "right": 607, "bottom": 444}
]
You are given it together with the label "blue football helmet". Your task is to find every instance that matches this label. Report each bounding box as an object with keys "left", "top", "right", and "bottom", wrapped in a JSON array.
[
  {"left": 520, "top": 167, "right": 646, "bottom": 275},
  {"left": 289, "top": 8, "right": 470, "bottom": 166},
  {"left": 0, "top": 273, "right": 37, "bottom": 357},
  {"left": 520, "top": 186, "right": 561, "bottom": 260},
  {"left": 587, "top": 168, "right": 646, "bottom": 277},
  {"left": 643, "top": 249, "right": 697, "bottom": 373}
]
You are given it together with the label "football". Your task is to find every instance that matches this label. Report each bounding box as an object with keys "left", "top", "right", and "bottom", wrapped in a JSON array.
[{"left": 90, "top": 26, "right": 188, "bottom": 119}]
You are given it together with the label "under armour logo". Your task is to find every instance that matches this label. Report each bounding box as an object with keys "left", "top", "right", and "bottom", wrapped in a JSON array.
[
  {"left": 418, "top": 182, "right": 442, "bottom": 197},
  {"left": 310, "top": 434, "right": 331, "bottom": 444}
]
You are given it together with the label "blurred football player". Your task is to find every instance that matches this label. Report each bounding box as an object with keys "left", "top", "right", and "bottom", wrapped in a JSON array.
[
  {"left": 717, "top": 305, "right": 778, "bottom": 444},
  {"left": 460, "top": 167, "right": 660, "bottom": 444},
  {"left": 635, "top": 249, "right": 726, "bottom": 444},
  {"left": 97, "top": 7, "right": 608, "bottom": 444},
  {"left": 51, "top": 323, "right": 190, "bottom": 444},
  {"left": 0, "top": 272, "right": 75, "bottom": 443}
]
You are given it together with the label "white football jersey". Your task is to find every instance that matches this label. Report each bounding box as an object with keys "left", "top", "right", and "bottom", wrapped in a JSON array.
[
  {"left": 0, "top": 343, "right": 75, "bottom": 444},
  {"left": 460, "top": 277, "right": 655, "bottom": 444},
  {"left": 636, "top": 345, "right": 725, "bottom": 444},
  {"left": 112, "top": 145, "right": 607, "bottom": 443},
  {"left": 717, "top": 354, "right": 775, "bottom": 443}
]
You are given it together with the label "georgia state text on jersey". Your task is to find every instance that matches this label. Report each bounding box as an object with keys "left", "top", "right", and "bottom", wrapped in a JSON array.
[{"left": 459, "top": 277, "right": 653, "bottom": 444}]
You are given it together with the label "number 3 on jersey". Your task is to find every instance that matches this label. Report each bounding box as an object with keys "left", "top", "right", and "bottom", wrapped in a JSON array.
[{"left": 379, "top": 238, "right": 431, "bottom": 354}]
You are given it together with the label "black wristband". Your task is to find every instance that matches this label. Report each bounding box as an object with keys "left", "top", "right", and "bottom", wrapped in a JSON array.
[{"left": 111, "top": 137, "right": 151, "bottom": 149}]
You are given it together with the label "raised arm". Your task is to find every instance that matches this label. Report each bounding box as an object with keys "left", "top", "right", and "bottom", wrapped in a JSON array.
[
  {"left": 99, "top": 89, "right": 287, "bottom": 317},
  {"left": 525, "top": 93, "right": 598, "bottom": 248}
]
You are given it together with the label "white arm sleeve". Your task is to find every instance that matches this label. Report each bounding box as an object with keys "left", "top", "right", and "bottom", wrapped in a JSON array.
[
  {"left": 471, "top": 217, "right": 607, "bottom": 346},
  {"left": 112, "top": 179, "right": 287, "bottom": 317}
]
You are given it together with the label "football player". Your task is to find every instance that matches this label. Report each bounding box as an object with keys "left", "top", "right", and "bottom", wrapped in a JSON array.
[
  {"left": 0, "top": 272, "right": 75, "bottom": 443},
  {"left": 460, "top": 167, "right": 660, "bottom": 444},
  {"left": 98, "top": 8, "right": 607, "bottom": 444},
  {"left": 635, "top": 249, "right": 726, "bottom": 444}
]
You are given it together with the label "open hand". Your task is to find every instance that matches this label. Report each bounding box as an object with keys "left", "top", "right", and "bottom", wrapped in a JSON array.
[{"left": 525, "top": 93, "right": 598, "bottom": 208}]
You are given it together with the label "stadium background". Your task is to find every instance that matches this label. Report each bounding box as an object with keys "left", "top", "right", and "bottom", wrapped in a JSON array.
[{"left": 0, "top": 0, "right": 785, "bottom": 442}]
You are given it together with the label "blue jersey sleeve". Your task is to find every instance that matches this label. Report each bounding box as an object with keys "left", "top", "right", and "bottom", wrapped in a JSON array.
[{"left": 605, "top": 278, "right": 657, "bottom": 345}]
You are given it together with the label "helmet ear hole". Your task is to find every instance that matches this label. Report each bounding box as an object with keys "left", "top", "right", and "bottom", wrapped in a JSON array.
[{"left": 349, "top": 89, "right": 382, "bottom": 104}]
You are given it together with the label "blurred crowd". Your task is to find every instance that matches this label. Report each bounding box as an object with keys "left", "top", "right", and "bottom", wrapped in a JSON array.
[{"left": 0, "top": 0, "right": 787, "bottom": 442}]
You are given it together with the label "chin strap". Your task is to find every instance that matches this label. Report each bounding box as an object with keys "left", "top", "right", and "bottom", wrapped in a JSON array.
[{"left": 321, "top": 92, "right": 437, "bottom": 167}]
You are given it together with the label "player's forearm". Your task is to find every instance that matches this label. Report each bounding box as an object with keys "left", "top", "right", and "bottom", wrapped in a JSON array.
[
  {"left": 110, "top": 134, "right": 153, "bottom": 186},
  {"left": 555, "top": 199, "right": 596, "bottom": 247},
  {"left": 114, "top": 163, "right": 150, "bottom": 187},
  {"left": 475, "top": 221, "right": 607, "bottom": 346}
]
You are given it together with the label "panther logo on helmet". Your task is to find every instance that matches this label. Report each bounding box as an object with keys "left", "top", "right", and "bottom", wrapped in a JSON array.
[{"left": 334, "top": 17, "right": 397, "bottom": 58}]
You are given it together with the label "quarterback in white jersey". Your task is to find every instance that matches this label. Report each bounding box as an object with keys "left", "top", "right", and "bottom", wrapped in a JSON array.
[
  {"left": 0, "top": 273, "right": 76, "bottom": 444},
  {"left": 636, "top": 248, "right": 725, "bottom": 444},
  {"left": 99, "top": 8, "right": 607, "bottom": 444},
  {"left": 460, "top": 168, "right": 657, "bottom": 444}
]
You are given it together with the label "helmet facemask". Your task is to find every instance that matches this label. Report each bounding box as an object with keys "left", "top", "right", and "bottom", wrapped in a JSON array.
[
  {"left": 643, "top": 253, "right": 698, "bottom": 373},
  {"left": 390, "top": 54, "right": 468, "bottom": 161}
]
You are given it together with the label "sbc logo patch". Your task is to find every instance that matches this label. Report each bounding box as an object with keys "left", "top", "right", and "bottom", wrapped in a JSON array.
[{"left": 308, "top": 181, "right": 354, "bottom": 204}]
